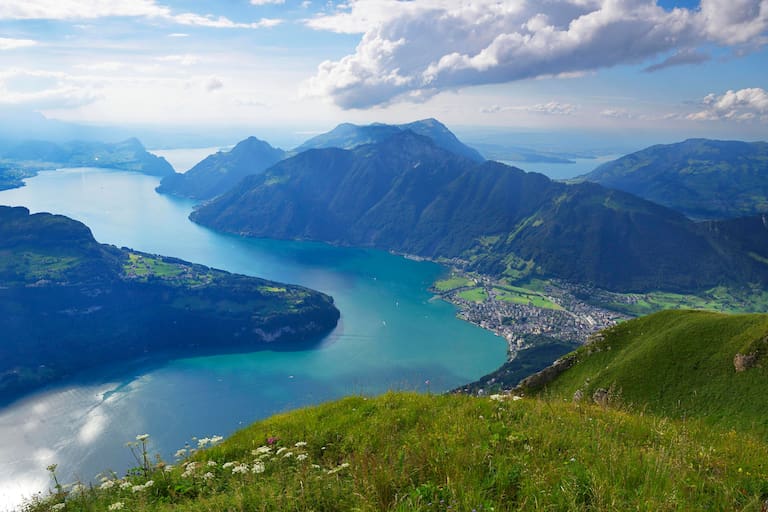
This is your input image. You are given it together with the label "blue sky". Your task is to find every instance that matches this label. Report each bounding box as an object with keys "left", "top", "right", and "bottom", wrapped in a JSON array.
[{"left": 0, "top": 0, "right": 766, "bottom": 140}]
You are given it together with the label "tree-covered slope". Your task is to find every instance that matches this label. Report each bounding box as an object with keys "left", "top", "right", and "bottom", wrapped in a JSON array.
[
  {"left": 191, "top": 131, "right": 768, "bottom": 293},
  {"left": 1, "top": 137, "right": 174, "bottom": 179},
  {"left": 291, "top": 117, "right": 485, "bottom": 162},
  {"left": 0, "top": 206, "right": 339, "bottom": 404},
  {"left": 581, "top": 139, "right": 768, "bottom": 219},
  {"left": 523, "top": 310, "right": 768, "bottom": 433},
  {"left": 156, "top": 136, "right": 285, "bottom": 200}
]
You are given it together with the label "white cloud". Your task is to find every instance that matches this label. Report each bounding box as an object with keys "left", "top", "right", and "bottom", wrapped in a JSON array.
[
  {"left": 305, "top": 0, "right": 768, "bottom": 109},
  {"left": 250, "top": 0, "right": 285, "bottom": 4},
  {"left": 168, "top": 33, "right": 190, "bottom": 38},
  {"left": 0, "top": 0, "right": 282, "bottom": 29},
  {"left": 688, "top": 88, "right": 768, "bottom": 122},
  {"left": 0, "top": 69, "right": 101, "bottom": 108},
  {"left": 643, "top": 48, "right": 711, "bottom": 72},
  {"left": 0, "top": 37, "right": 38, "bottom": 50},
  {"left": 156, "top": 54, "right": 200, "bottom": 66},
  {"left": 482, "top": 101, "right": 577, "bottom": 116},
  {"left": 205, "top": 76, "right": 224, "bottom": 92}
]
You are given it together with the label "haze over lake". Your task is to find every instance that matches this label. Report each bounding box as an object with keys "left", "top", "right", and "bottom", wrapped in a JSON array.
[{"left": 0, "top": 167, "right": 506, "bottom": 507}]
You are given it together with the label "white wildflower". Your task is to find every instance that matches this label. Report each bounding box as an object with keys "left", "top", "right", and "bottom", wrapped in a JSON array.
[
  {"left": 328, "top": 462, "right": 350, "bottom": 474},
  {"left": 108, "top": 503, "right": 125, "bottom": 511},
  {"left": 252, "top": 461, "right": 265, "bottom": 474},
  {"left": 197, "top": 437, "right": 210, "bottom": 448},
  {"left": 119, "top": 481, "right": 132, "bottom": 490},
  {"left": 231, "top": 463, "right": 249, "bottom": 475},
  {"left": 202, "top": 472, "right": 214, "bottom": 481},
  {"left": 210, "top": 435, "right": 224, "bottom": 444},
  {"left": 222, "top": 462, "right": 235, "bottom": 469},
  {"left": 164, "top": 465, "right": 174, "bottom": 473},
  {"left": 296, "top": 454, "right": 308, "bottom": 462},
  {"left": 294, "top": 441, "right": 307, "bottom": 448},
  {"left": 283, "top": 451, "right": 293, "bottom": 458},
  {"left": 136, "top": 434, "right": 150, "bottom": 442},
  {"left": 50, "top": 504, "right": 65, "bottom": 511},
  {"left": 174, "top": 448, "right": 187, "bottom": 458},
  {"left": 276, "top": 447, "right": 287, "bottom": 455},
  {"left": 144, "top": 480, "right": 154, "bottom": 488},
  {"left": 207, "top": 460, "right": 217, "bottom": 467},
  {"left": 512, "top": 395, "right": 523, "bottom": 401},
  {"left": 131, "top": 485, "right": 144, "bottom": 493},
  {"left": 100, "top": 480, "right": 115, "bottom": 490},
  {"left": 489, "top": 394, "right": 504, "bottom": 401},
  {"left": 311, "top": 464, "right": 321, "bottom": 470},
  {"left": 253, "top": 446, "right": 272, "bottom": 455}
]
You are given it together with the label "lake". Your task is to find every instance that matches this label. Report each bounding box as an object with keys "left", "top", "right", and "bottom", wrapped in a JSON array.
[{"left": 0, "top": 168, "right": 507, "bottom": 508}]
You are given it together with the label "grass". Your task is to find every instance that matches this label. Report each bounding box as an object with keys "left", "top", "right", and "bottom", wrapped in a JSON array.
[
  {"left": 23, "top": 392, "right": 768, "bottom": 511},
  {"left": 432, "top": 275, "right": 473, "bottom": 292},
  {"left": 458, "top": 287, "right": 488, "bottom": 302},
  {"left": 594, "top": 286, "right": 768, "bottom": 316},
  {"left": 531, "top": 310, "right": 768, "bottom": 435},
  {"left": 492, "top": 285, "right": 562, "bottom": 310}
]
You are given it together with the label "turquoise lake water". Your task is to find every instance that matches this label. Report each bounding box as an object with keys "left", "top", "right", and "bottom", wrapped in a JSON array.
[{"left": 0, "top": 168, "right": 506, "bottom": 507}]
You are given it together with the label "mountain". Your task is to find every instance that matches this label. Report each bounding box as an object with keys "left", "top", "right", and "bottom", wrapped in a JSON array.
[
  {"left": 0, "top": 206, "right": 339, "bottom": 404},
  {"left": 26, "top": 391, "right": 768, "bottom": 511},
  {"left": 191, "top": 131, "right": 768, "bottom": 293},
  {"left": 292, "top": 118, "right": 485, "bottom": 162},
  {"left": 0, "top": 138, "right": 174, "bottom": 190},
  {"left": 521, "top": 309, "right": 768, "bottom": 433},
  {"left": 156, "top": 136, "right": 285, "bottom": 200},
  {"left": 581, "top": 139, "right": 768, "bottom": 219}
]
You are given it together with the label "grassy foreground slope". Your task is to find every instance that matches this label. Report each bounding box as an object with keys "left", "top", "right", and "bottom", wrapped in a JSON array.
[
  {"left": 25, "top": 392, "right": 768, "bottom": 511},
  {"left": 524, "top": 310, "right": 768, "bottom": 433}
]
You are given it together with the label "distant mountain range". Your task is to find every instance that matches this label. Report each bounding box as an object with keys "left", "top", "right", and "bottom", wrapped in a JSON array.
[
  {"left": 0, "top": 206, "right": 339, "bottom": 403},
  {"left": 581, "top": 139, "right": 768, "bottom": 219},
  {"left": 190, "top": 131, "right": 768, "bottom": 293},
  {"left": 157, "top": 118, "right": 484, "bottom": 201},
  {"left": 156, "top": 136, "right": 285, "bottom": 200},
  {"left": 0, "top": 137, "right": 173, "bottom": 190}
]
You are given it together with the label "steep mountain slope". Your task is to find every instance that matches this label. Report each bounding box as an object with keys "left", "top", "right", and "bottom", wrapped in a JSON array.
[
  {"left": 156, "top": 136, "right": 285, "bottom": 200},
  {"left": 191, "top": 131, "right": 768, "bottom": 293},
  {"left": 0, "top": 206, "right": 339, "bottom": 403},
  {"left": 581, "top": 139, "right": 768, "bottom": 219},
  {"left": 292, "top": 118, "right": 485, "bottom": 162},
  {"left": 522, "top": 310, "right": 768, "bottom": 433}
]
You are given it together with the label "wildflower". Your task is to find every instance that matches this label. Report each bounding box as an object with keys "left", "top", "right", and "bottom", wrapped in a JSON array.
[
  {"left": 296, "top": 454, "right": 308, "bottom": 462},
  {"left": 131, "top": 485, "right": 144, "bottom": 493},
  {"left": 119, "top": 481, "right": 132, "bottom": 490},
  {"left": 232, "top": 463, "right": 249, "bottom": 475},
  {"left": 294, "top": 441, "right": 307, "bottom": 448},
  {"left": 267, "top": 436, "right": 278, "bottom": 445},
  {"left": 144, "top": 480, "right": 154, "bottom": 488},
  {"left": 253, "top": 446, "right": 272, "bottom": 455},
  {"left": 108, "top": 503, "right": 125, "bottom": 511},
  {"left": 136, "top": 434, "right": 150, "bottom": 442},
  {"left": 252, "top": 461, "right": 265, "bottom": 474},
  {"left": 207, "top": 460, "right": 217, "bottom": 467},
  {"left": 197, "top": 437, "right": 210, "bottom": 448},
  {"left": 181, "top": 462, "right": 198, "bottom": 478},
  {"left": 100, "top": 480, "right": 115, "bottom": 490},
  {"left": 222, "top": 462, "right": 235, "bottom": 469},
  {"left": 50, "top": 504, "right": 65, "bottom": 511},
  {"left": 210, "top": 435, "right": 224, "bottom": 444},
  {"left": 174, "top": 448, "right": 187, "bottom": 458},
  {"left": 512, "top": 395, "right": 523, "bottom": 401},
  {"left": 311, "top": 464, "right": 321, "bottom": 470},
  {"left": 202, "top": 472, "right": 214, "bottom": 481},
  {"left": 70, "top": 483, "right": 86, "bottom": 494},
  {"left": 283, "top": 451, "right": 293, "bottom": 458},
  {"left": 489, "top": 394, "right": 504, "bottom": 401},
  {"left": 164, "top": 465, "right": 174, "bottom": 473},
  {"left": 328, "top": 462, "right": 350, "bottom": 474},
  {"left": 276, "top": 447, "right": 287, "bottom": 455}
]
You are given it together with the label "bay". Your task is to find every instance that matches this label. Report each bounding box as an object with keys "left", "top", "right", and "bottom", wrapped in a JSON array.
[{"left": 0, "top": 168, "right": 506, "bottom": 508}]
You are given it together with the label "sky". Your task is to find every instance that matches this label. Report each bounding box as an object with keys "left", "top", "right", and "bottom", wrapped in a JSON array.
[{"left": 0, "top": 0, "right": 766, "bottom": 142}]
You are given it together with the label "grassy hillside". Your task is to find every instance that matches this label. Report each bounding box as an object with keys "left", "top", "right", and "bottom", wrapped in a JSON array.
[
  {"left": 24, "top": 392, "right": 768, "bottom": 511},
  {"left": 524, "top": 310, "right": 768, "bottom": 434}
]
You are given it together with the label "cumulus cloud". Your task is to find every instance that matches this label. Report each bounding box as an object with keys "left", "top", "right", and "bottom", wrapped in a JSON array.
[
  {"left": 688, "top": 88, "right": 768, "bottom": 122},
  {"left": 0, "top": 0, "right": 282, "bottom": 29},
  {"left": 205, "top": 76, "right": 224, "bottom": 92},
  {"left": 305, "top": 0, "right": 768, "bottom": 109},
  {"left": 0, "top": 37, "right": 38, "bottom": 50}
]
